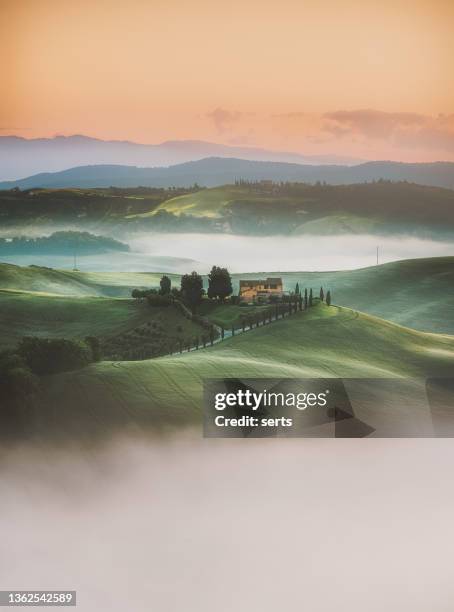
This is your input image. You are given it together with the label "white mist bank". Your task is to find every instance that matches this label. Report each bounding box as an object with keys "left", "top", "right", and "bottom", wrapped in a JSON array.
[
  {"left": 1, "top": 435, "right": 454, "bottom": 611},
  {"left": 130, "top": 233, "right": 454, "bottom": 273},
  {"left": 3, "top": 233, "right": 454, "bottom": 273}
]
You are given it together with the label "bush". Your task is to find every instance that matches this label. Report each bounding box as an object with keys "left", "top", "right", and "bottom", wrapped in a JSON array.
[
  {"left": 147, "top": 294, "right": 172, "bottom": 307},
  {"left": 0, "top": 350, "right": 39, "bottom": 402},
  {"left": 18, "top": 337, "right": 93, "bottom": 376}
]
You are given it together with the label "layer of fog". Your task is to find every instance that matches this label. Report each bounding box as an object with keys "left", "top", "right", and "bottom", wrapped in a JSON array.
[
  {"left": 1, "top": 434, "right": 454, "bottom": 611},
  {"left": 2, "top": 233, "right": 454, "bottom": 273}
]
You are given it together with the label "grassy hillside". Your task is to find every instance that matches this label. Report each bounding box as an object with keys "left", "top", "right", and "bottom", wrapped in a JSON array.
[
  {"left": 33, "top": 303, "right": 454, "bottom": 438},
  {"left": 137, "top": 182, "right": 454, "bottom": 236},
  {"left": 1, "top": 257, "right": 454, "bottom": 333},
  {"left": 0, "top": 289, "right": 204, "bottom": 359},
  {"left": 4, "top": 181, "right": 454, "bottom": 236},
  {"left": 145, "top": 187, "right": 243, "bottom": 218},
  {"left": 251, "top": 257, "right": 454, "bottom": 334},
  {"left": 0, "top": 290, "right": 149, "bottom": 346},
  {"left": 0, "top": 262, "right": 178, "bottom": 297}
]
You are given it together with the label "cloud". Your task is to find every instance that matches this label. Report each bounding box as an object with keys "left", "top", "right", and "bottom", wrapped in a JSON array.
[
  {"left": 322, "top": 109, "right": 454, "bottom": 152},
  {"left": 323, "top": 109, "right": 426, "bottom": 138},
  {"left": 206, "top": 107, "right": 256, "bottom": 134}
]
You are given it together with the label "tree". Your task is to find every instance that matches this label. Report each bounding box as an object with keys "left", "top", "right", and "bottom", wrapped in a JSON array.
[
  {"left": 131, "top": 288, "right": 141, "bottom": 301},
  {"left": 295, "top": 282, "right": 300, "bottom": 295},
  {"left": 309, "top": 288, "right": 313, "bottom": 307},
  {"left": 180, "top": 271, "right": 204, "bottom": 311},
  {"left": 326, "top": 290, "right": 332, "bottom": 306},
  {"left": 320, "top": 286, "right": 325, "bottom": 302},
  {"left": 18, "top": 337, "right": 92, "bottom": 376},
  {"left": 159, "top": 275, "right": 171, "bottom": 295},
  {"left": 304, "top": 288, "right": 308, "bottom": 310},
  {"left": 207, "top": 266, "right": 233, "bottom": 302}
]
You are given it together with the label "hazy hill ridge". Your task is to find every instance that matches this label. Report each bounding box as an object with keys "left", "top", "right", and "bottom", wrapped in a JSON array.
[
  {"left": 1, "top": 156, "right": 454, "bottom": 190},
  {"left": 0, "top": 135, "right": 360, "bottom": 181}
]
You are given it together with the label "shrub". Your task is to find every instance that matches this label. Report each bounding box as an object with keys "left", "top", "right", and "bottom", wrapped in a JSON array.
[
  {"left": 147, "top": 294, "right": 172, "bottom": 307},
  {"left": 18, "top": 337, "right": 92, "bottom": 376},
  {"left": 0, "top": 350, "right": 39, "bottom": 403}
]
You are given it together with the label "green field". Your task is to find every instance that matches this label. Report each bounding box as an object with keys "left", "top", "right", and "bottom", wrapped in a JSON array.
[
  {"left": 4, "top": 182, "right": 454, "bottom": 237},
  {"left": 198, "top": 301, "right": 271, "bottom": 328},
  {"left": 2, "top": 258, "right": 454, "bottom": 438},
  {"left": 131, "top": 186, "right": 250, "bottom": 219},
  {"left": 31, "top": 302, "right": 454, "bottom": 439},
  {"left": 2, "top": 257, "right": 454, "bottom": 333},
  {"left": 0, "top": 289, "right": 204, "bottom": 358},
  {"left": 0, "top": 262, "right": 179, "bottom": 297},
  {"left": 123, "top": 182, "right": 454, "bottom": 237}
]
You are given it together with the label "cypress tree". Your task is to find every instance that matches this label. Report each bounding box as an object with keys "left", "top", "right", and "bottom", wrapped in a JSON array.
[
  {"left": 320, "top": 286, "right": 324, "bottom": 302},
  {"left": 326, "top": 290, "right": 332, "bottom": 306},
  {"left": 304, "top": 288, "right": 308, "bottom": 310},
  {"left": 295, "top": 282, "right": 300, "bottom": 295},
  {"left": 309, "top": 288, "right": 313, "bottom": 307}
]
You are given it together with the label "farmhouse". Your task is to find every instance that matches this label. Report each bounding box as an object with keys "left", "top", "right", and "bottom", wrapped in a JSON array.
[{"left": 239, "top": 277, "right": 283, "bottom": 303}]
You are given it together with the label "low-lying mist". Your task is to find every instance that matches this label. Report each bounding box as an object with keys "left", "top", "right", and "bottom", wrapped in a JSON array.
[
  {"left": 3, "top": 232, "right": 454, "bottom": 273},
  {"left": 130, "top": 232, "right": 454, "bottom": 272},
  {"left": 1, "top": 434, "right": 453, "bottom": 611}
]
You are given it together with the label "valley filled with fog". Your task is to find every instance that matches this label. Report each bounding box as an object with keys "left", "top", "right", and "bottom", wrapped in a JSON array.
[{"left": 2, "top": 232, "right": 454, "bottom": 273}]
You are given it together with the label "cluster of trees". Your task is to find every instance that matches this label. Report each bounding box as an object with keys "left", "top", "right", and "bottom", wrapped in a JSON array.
[
  {"left": 132, "top": 270, "right": 332, "bottom": 313},
  {"left": 132, "top": 266, "right": 234, "bottom": 312},
  {"left": 0, "top": 336, "right": 101, "bottom": 434},
  {"left": 293, "top": 284, "right": 331, "bottom": 307},
  {"left": 0, "top": 231, "right": 129, "bottom": 255}
]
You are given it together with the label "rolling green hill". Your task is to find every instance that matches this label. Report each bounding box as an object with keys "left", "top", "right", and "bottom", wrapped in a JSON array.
[
  {"left": 133, "top": 182, "right": 454, "bottom": 236},
  {"left": 0, "top": 290, "right": 152, "bottom": 346},
  {"left": 0, "top": 262, "right": 178, "bottom": 297},
  {"left": 0, "top": 289, "right": 203, "bottom": 357},
  {"left": 254, "top": 257, "right": 454, "bottom": 334},
  {"left": 32, "top": 303, "right": 454, "bottom": 439},
  {"left": 3, "top": 257, "right": 453, "bottom": 333},
  {"left": 4, "top": 181, "right": 454, "bottom": 236}
]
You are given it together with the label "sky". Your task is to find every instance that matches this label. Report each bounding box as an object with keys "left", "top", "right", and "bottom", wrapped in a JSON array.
[{"left": 2, "top": 0, "right": 454, "bottom": 161}]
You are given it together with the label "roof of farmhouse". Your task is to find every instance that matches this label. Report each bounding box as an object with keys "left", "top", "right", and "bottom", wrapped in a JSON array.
[{"left": 239, "top": 278, "right": 283, "bottom": 287}]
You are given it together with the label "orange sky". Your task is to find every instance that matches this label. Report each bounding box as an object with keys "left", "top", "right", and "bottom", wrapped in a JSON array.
[{"left": 2, "top": 0, "right": 454, "bottom": 161}]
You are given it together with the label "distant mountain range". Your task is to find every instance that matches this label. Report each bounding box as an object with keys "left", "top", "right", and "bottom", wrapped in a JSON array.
[
  {"left": 1, "top": 157, "right": 454, "bottom": 190},
  {"left": 0, "top": 134, "right": 361, "bottom": 181}
]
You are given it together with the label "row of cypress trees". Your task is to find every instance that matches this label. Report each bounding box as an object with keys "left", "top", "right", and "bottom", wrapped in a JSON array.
[{"left": 294, "top": 285, "right": 332, "bottom": 307}]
